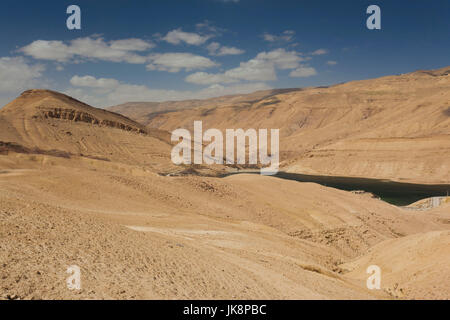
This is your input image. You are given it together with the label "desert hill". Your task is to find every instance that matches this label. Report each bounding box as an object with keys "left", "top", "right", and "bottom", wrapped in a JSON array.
[
  {"left": 110, "top": 67, "right": 450, "bottom": 183},
  {"left": 107, "top": 88, "right": 302, "bottom": 126},
  {"left": 0, "top": 89, "right": 180, "bottom": 172},
  {"left": 3, "top": 89, "right": 147, "bottom": 133},
  {"left": 341, "top": 230, "right": 450, "bottom": 299},
  {"left": 1, "top": 155, "right": 448, "bottom": 299}
]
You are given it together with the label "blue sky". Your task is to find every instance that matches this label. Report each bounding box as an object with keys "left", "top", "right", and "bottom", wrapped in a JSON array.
[{"left": 0, "top": 0, "right": 449, "bottom": 107}]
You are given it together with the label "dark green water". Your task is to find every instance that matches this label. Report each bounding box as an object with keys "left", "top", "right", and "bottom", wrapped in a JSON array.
[
  {"left": 274, "top": 172, "right": 450, "bottom": 206},
  {"left": 224, "top": 171, "right": 450, "bottom": 206}
]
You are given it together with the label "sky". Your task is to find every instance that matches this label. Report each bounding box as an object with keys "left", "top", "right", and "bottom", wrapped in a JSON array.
[{"left": 0, "top": 0, "right": 449, "bottom": 107}]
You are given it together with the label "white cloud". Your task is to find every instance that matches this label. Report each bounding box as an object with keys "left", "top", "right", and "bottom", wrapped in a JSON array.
[
  {"left": 327, "top": 60, "right": 337, "bottom": 65},
  {"left": 0, "top": 57, "right": 45, "bottom": 93},
  {"left": 289, "top": 66, "right": 317, "bottom": 78},
  {"left": 67, "top": 75, "right": 270, "bottom": 107},
  {"left": 223, "top": 58, "right": 277, "bottom": 81},
  {"left": 255, "top": 48, "right": 304, "bottom": 69},
  {"left": 0, "top": 56, "right": 47, "bottom": 107},
  {"left": 162, "top": 28, "right": 212, "bottom": 45},
  {"left": 198, "top": 82, "right": 270, "bottom": 98},
  {"left": 20, "top": 36, "right": 220, "bottom": 73},
  {"left": 109, "top": 38, "right": 154, "bottom": 51},
  {"left": 262, "top": 30, "right": 295, "bottom": 43},
  {"left": 70, "top": 75, "right": 120, "bottom": 88},
  {"left": 20, "top": 37, "right": 155, "bottom": 63},
  {"left": 217, "top": 46, "right": 244, "bottom": 56},
  {"left": 195, "top": 20, "right": 225, "bottom": 34},
  {"left": 207, "top": 42, "right": 245, "bottom": 56},
  {"left": 186, "top": 48, "right": 305, "bottom": 84},
  {"left": 184, "top": 72, "right": 239, "bottom": 85},
  {"left": 311, "top": 49, "right": 328, "bottom": 55},
  {"left": 146, "top": 53, "right": 218, "bottom": 72},
  {"left": 186, "top": 59, "right": 275, "bottom": 84},
  {"left": 206, "top": 42, "right": 220, "bottom": 54},
  {"left": 20, "top": 40, "right": 72, "bottom": 62}
]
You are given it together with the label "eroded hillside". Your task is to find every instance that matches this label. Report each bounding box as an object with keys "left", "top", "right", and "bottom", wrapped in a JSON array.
[{"left": 110, "top": 67, "right": 450, "bottom": 183}]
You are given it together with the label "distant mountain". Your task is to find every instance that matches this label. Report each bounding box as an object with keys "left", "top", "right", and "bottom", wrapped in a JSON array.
[
  {"left": 0, "top": 89, "right": 174, "bottom": 170},
  {"left": 111, "top": 66, "right": 450, "bottom": 183},
  {"left": 107, "top": 88, "right": 303, "bottom": 126}
]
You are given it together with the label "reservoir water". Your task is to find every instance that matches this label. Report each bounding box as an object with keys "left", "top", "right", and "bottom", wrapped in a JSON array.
[
  {"left": 275, "top": 172, "right": 450, "bottom": 206},
  {"left": 225, "top": 171, "right": 450, "bottom": 206}
]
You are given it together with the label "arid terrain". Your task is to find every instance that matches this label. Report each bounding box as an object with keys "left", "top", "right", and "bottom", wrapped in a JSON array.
[
  {"left": 1, "top": 67, "right": 449, "bottom": 300},
  {"left": 111, "top": 67, "right": 450, "bottom": 184}
]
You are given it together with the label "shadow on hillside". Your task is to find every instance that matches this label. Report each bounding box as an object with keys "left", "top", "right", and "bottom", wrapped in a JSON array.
[{"left": 444, "top": 107, "right": 450, "bottom": 116}]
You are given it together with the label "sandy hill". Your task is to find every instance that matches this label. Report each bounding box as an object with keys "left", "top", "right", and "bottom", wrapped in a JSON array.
[
  {"left": 341, "top": 230, "right": 450, "bottom": 299},
  {"left": 111, "top": 67, "right": 450, "bottom": 183},
  {"left": 1, "top": 155, "right": 448, "bottom": 299},
  {"left": 107, "top": 88, "right": 302, "bottom": 126},
  {"left": 0, "top": 89, "right": 181, "bottom": 172}
]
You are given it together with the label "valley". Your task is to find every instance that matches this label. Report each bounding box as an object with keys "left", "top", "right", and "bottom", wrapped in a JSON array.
[{"left": 1, "top": 67, "right": 449, "bottom": 300}]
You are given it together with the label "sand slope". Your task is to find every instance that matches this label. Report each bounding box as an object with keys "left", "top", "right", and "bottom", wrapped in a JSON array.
[
  {"left": 341, "top": 231, "right": 450, "bottom": 299},
  {"left": 1, "top": 155, "right": 448, "bottom": 299}
]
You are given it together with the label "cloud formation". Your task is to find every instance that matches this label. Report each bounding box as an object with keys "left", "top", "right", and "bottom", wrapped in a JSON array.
[
  {"left": 67, "top": 75, "right": 270, "bottom": 107},
  {"left": 20, "top": 36, "right": 221, "bottom": 74},
  {"left": 10, "top": 23, "right": 331, "bottom": 106},
  {"left": 146, "top": 53, "right": 218, "bottom": 72},
  {"left": 195, "top": 20, "right": 226, "bottom": 34},
  {"left": 186, "top": 48, "right": 314, "bottom": 84},
  {"left": 70, "top": 75, "right": 120, "bottom": 88},
  {"left": 0, "top": 57, "right": 45, "bottom": 93},
  {"left": 207, "top": 42, "right": 245, "bottom": 56},
  {"left": 311, "top": 49, "right": 328, "bottom": 55},
  {"left": 162, "top": 29, "right": 212, "bottom": 45},
  {"left": 20, "top": 37, "right": 155, "bottom": 63},
  {"left": 289, "top": 66, "right": 317, "bottom": 77},
  {"left": 262, "top": 30, "right": 295, "bottom": 43}
]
